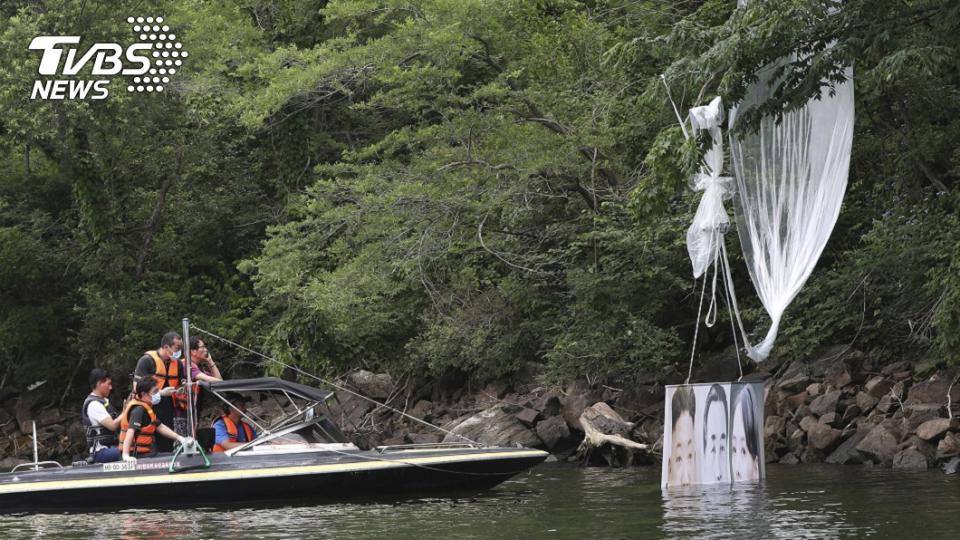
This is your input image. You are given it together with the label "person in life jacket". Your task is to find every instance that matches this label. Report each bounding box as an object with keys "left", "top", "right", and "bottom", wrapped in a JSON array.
[
  {"left": 132, "top": 331, "right": 186, "bottom": 452},
  {"left": 212, "top": 393, "right": 257, "bottom": 452},
  {"left": 119, "top": 377, "right": 193, "bottom": 461},
  {"left": 81, "top": 368, "right": 121, "bottom": 463}
]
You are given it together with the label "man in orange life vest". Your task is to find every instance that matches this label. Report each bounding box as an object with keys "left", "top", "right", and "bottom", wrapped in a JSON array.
[
  {"left": 120, "top": 377, "right": 191, "bottom": 461},
  {"left": 133, "top": 332, "right": 186, "bottom": 452},
  {"left": 213, "top": 393, "right": 257, "bottom": 452}
]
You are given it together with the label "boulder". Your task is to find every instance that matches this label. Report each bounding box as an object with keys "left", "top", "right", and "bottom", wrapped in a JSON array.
[
  {"left": 407, "top": 432, "right": 442, "bottom": 445},
  {"left": 864, "top": 377, "right": 892, "bottom": 399},
  {"left": 826, "top": 429, "right": 869, "bottom": 465},
  {"left": 855, "top": 425, "right": 899, "bottom": 465},
  {"left": 562, "top": 385, "right": 602, "bottom": 432},
  {"left": 800, "top": 448, "right": 826, "bottom": 463},
  {"left": 823, "top": 365, "right": 852, "bottom": 390},
  {"left": 779, "top": 452, "right": 800, "bottom": 465},
  {"left": 806, "top": 383, "right": 822, "bottom": 398},
  {"left": 409, "top": 400, "right": 434, "bottom": 422},
  {"left": 856, "top": 392, "right": 879, "bottom": 413},
  {"left": 0, "top": 457, "right": 29, "bottom": 472},
  {"left": 784, "top": 391, "right": 809, "bottom": 411},
  {"left": 943, "top": 457, "right": 960, "bottom": 475},
  {"left": 892, "top": 447, "right": 928, "bottom": 470},
  {"left": 907, "top": 374, "right": 960, "bottom": 406},
  {"left": 876, "top": 395, "right": 895, "bottom": 414},
  {"left": 937, "top": 432, "right": 960, "bottom": 459},
  {"left": 536, "top": 415, "right": 573, "bottom": 451},
  {"left": 613, "top": 385, "right": 664, "bottom": 417},
  {"left": 787, "top": 427, "right": 806, "bottom": 453},
  {"left": 819, "top": 412, "right": 838, "bottom": 427},
  {"left": 806, "top": 423, "right": 842, "bottom": 451},
  {"left": 809, "top": 390, "right": 841, "bottom": 416},
  {"left": 881, "top": 360, "right": 912, "bottom": 376},
  {"left": 515, "top": 407, "right": 540, "bottom": 427},
  {"left": 347, "top": 370, "right": 395, "bottom": 400},
  {"left": 778, "top": 375, "right": 812, "bottom": 393},
  {"left": 442, "top": 404, "right": 542, "bottom": 448},
  {"left": 534, "top": 389, "right": 564, "bottom": 418},
  {"left": 764, "top": 416, "right": 786, "bottom": 440},
  {"left": 37, "top": 408, "right": 63, "bottom": 427},
  {"left": 901, "top": 406, "right": 943, "bottom": 436},
  {"left": 914, "top": 418, "right": 953, "bottom": 441},
  {"left": 799, "top": 415, "right": 819, "bottom": 433},
  {"left": 841, "top": 405, "right": 862, "bottom": 425}
]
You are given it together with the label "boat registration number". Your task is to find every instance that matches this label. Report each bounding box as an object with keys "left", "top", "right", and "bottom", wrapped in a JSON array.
[{"left": 103, "top": 461, "right": 136, "bottom": 472}]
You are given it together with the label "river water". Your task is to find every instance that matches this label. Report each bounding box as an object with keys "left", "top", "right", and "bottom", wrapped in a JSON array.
[{"left": 1, "top": 464, "right": 957, "bottom": 538}]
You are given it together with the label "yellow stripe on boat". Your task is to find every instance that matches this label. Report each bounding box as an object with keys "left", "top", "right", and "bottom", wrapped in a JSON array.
[{"left": 0, "top": 450, "right": 547, "bottom": 494}]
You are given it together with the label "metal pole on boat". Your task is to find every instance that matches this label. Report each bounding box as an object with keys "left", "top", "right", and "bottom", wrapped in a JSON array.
[
  {"left": 31, "top": 421, "right": 39, "bottom": 472},
  {"left": 182, "top": 317, "right": 195, "bottom": 438}
]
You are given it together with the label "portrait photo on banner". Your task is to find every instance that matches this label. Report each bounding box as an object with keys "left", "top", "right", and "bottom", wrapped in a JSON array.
[{"left": 661, "top": 381, "right": 764, "bottom": 488}]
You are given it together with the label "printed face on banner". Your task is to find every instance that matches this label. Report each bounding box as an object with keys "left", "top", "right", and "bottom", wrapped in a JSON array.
[{"left": 661, "top": 382, "right": 763, "bottom": 488}]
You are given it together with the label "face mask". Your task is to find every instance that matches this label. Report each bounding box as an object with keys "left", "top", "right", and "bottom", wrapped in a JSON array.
[
  {"left": 151, "top": 392, "right": 162, "bottom": 405},
  {"left": 172, "top": 350, "right": 182, "bottom": 360}
]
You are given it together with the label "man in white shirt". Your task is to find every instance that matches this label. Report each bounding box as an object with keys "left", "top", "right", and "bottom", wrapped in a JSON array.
[{"left": 81, "top": 368, "right": 122, "bottom": 463}]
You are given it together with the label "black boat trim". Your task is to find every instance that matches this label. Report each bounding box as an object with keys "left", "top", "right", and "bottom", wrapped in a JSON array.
[{"left": 0, "top": 449, "right": 547, "bottom": 495}]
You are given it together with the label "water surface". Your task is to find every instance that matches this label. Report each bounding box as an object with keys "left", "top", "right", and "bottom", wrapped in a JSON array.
[{"left": 2, "top": 464, "right": 957, "bottom": 538}]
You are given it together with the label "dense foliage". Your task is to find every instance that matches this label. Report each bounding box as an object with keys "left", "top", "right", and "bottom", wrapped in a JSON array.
[{"left": 0, "top": 0, "right": 957, "bottom": 398}]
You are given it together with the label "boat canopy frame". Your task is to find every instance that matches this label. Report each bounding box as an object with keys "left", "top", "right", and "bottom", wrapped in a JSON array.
[{"left": 198, "top": 378, "right": 346, "bottom": 455}]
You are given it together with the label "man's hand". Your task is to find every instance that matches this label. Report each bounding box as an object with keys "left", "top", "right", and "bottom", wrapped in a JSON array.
[
  {"left": 159, "top": 387, "right": 177, "bottom": 397},
  {"left": 122, "top": 454, "right": 137, "bottom": 463}
]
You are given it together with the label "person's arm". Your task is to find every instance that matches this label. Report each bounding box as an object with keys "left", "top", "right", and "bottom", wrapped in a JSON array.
[
  {"left": 204, "top": 353, "right": 223, "bottom": 380},
  {"left": 194, "top": 370, "right": 221, "bottom": 383},
  {"left": 156, "top": 422, "right": 185, "bottom": 443},
  {"left": 213, "top": 419, "right": 242, "bottom": 450},
  {"left": 121, "top": 429, "right": 136, "bottom": 460}
]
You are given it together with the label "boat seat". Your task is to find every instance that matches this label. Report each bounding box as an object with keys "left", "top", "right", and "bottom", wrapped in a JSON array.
[{"left": 197, "top": 427, "right": 215, "bottom": 453}]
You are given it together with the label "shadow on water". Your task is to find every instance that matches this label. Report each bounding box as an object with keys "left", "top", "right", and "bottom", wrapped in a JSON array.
[{"left": 1, "top": 464, "right": 958, "bottom": 539}]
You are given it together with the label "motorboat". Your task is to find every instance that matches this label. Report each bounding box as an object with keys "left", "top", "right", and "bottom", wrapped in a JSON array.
[{"left": 0, "top": 377, "right": 548, "bottom": 512}]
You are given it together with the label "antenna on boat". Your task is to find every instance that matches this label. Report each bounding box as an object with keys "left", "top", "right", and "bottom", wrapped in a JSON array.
[{"left": 31, "top": 421, "right": 39, "bottom": 472}]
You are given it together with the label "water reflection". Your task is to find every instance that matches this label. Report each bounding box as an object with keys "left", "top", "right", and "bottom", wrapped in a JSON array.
[
  {"left": 661, "top": 479, "right": 873, "bottom": 539},
  {"left": 1, "top": 465, "right": 957, "bottom": 539}
]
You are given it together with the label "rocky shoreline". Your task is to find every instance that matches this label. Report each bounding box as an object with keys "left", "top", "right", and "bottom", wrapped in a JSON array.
[{"left": 2, "top": 348, "right": 959, "bottom": 476}]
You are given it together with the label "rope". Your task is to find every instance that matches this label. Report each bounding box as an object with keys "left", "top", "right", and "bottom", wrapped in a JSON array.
[
  {"left": 719, "top": 243, "right": 744, "bottom": 381},
  {"left": 686, "top": 275, "right": 709, "bottom": 384},
  {"left": 189, "top": 324, "right": 482, "bottom": 446}
]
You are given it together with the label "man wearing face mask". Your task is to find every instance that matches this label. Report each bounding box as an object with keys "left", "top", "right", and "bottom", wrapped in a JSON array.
[{"left": 132, "top": 332, "right": 185, "bottom": 452}]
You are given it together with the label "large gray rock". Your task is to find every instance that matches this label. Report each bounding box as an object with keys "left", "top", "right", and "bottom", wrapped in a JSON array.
[
  {"left": 916, "top": 418, "right": 955, "bottom": 441},
  {"left": 536, "top": 415, "right": 572, "bottom": 450},
  {"left": 809, "top": 390, "right": 841, "bottom": 416},
  {"left": 807, "top": 423, "right": 842, "bottom": 451},
  {"left": 826, "top": 429, "right": 869, "bottom": 465},
  {"left": 856, "top": 391, "right": 879, "bottom": 413},
  {"left": 0, "top": 457, "right": 29, "bottom": 472},
  {"left": 907, "top": 374, "right": 960, "bottom": 406},
  {"left": 943, "top": 457, "right": 960, "bottom": 475},
  {"left": 856, "top": 425, "right": 899, "bottom": 465},
  {"left": 442, "top": 404, "right": 542, "bottom": 448},
  {"left": 561, "top": 384, "right": 602, "bottom": 432},
  {"left": 764, "top": 415, "right": 786, "bottom": 440},
  {"left": 865, "top": 376, "right": 892, "bottom": 399},
  {"left": 937, "top": 432, "right": 960, "bottom": 459},
  {"left": 347, "top": 370, "right": 395, "bottom": 400},
  {"left": 892, "top": 447, "right": 928, "bottom": 470}
]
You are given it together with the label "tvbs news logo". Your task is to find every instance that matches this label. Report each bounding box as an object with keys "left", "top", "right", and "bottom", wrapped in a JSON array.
[{"left": 29, "top": 16, "right": 187, "bottom": 100}]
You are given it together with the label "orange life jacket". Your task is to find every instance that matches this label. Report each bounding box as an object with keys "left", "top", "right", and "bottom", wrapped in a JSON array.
[
  {"left": 145, "top": 350, "right": 192, "bottom": 411},
  {"left": 119, "top": 398, "right": 159, "bottom": 455},
  {"left": 212, "top": 415, "right": 255, "bottom": 453}
]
